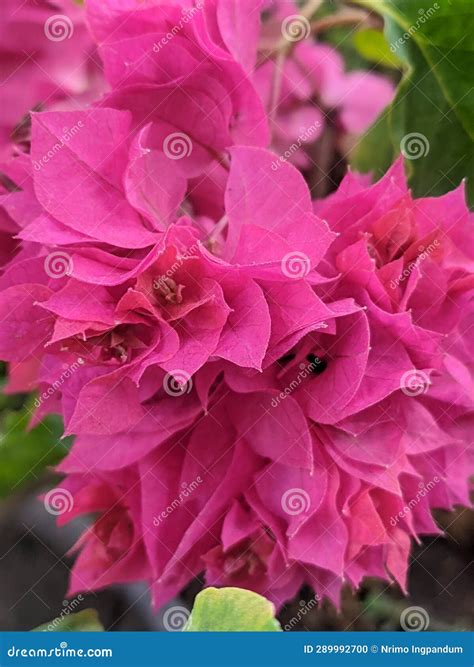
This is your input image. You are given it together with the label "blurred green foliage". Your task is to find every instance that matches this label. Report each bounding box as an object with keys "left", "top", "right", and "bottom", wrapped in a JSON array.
[
  {"left": 0, "top": 377, "right": 70, "bottom": 499},
  {"left": 352, "top": 0, "right": 474, "bottom": 204}
]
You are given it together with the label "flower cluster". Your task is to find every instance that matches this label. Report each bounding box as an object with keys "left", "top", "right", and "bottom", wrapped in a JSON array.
[
  {"left": 0, "top": 0, "right": 103, "bottom": 160},
  {"left": 0, "top": 0, "right": 472, "bottom": 611}
]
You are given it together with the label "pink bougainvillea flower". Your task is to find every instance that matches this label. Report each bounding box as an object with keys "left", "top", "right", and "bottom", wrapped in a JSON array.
[
  {"left": 56, "top": 470, "right": 151, "bottom": 595},
  {"left": 53, "top": 160, "right": 473, "bottom": 610},
  {"left": 85, "top": 0, "right": 269, "bottom": 176},
  {"left": 0, "top": 0, "right": 103, "bottom": 159},
  {"left": 1, "top": 105, "right": 472, "bottom": 609},
  {"left": 0, "top": 0, "right": 471, "bottom": 619},
  {"left": 0, "top": 169, "right": 21, "bottom": 270},
  {"left": 254, "top": 1, "right": 394, "bottom": 168},
  {"left": 0, "top": 116, "right": 339, "bottom": 453}
]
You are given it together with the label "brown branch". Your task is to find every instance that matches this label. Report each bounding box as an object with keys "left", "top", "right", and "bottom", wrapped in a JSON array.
[{"left": 311, "top": 8, "right": 383, "bottom": 33}]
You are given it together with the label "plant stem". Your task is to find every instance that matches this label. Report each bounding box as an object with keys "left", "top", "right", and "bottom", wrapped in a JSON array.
[
  {"left": 311, "top": 8, "right": 382, "bottom": 33},
  {"left": 268, "top": 0, "right": 323, "bottom": 133}
]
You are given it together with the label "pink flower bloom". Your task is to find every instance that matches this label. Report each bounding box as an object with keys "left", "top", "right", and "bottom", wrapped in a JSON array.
[
  {"left": 0, "top": 116, "right": 336, "bottom": 449},
  {"left": 85, "top": 0, "right": 269, "bottom": 176},
  {"left": 44, "top": 162, "right": 473, "bottom": 609},
  {"left": 0, "top": 0, "right": 103, "bottom": 159},
  {"left": 56, "top": 471, "right": 151, "bottom": 595},
  {"left": 0, "top": 0, "right": 471, "bottom": 616},
  {"left": 0, "top": 167, "right": 21, "bottom": 270},
  {"left": 254, "top": 1, "right": 394, "bottom": 168}
]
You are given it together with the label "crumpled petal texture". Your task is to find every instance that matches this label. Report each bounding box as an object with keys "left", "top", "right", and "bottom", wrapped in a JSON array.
[
  {"left": 0, "top": 0, "right": 471, "bottom": 612},
  {"left": 0, "top": 0, "right": 104, "bottom": 160}
]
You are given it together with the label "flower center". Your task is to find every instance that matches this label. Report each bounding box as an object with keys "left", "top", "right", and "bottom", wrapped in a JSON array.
[
  {"left": 154, "top": 276, "right": 185, "bottom": 304},
  {"left": 224, "top": 549, "right": 262, "bottom": 578}
]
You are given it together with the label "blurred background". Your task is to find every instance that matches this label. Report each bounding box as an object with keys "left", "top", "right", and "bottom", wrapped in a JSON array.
[{"left": 0, "top": 373, "right": 472, "bottom": 631}]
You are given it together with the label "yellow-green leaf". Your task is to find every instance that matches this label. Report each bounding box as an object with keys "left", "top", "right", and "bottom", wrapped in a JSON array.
[
  {"left": 33, "top": 609, "right": 103, "bottom": 632},
  {"left": 184, "top": 587, "right": 281, "bottom": 632},
  {"left": 353, "top": 29, "right": 403, "bottom": 68}
]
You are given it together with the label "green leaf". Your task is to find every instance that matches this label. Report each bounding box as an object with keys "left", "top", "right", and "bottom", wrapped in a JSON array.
[
  {"left": 0, "top": 402, "right": 71, "bottom": 498},
  {"left": 184, "top": 587, "right": 282, "bottom": 632},
  {"left": 353, "top": 29, "right": 403, "bottom": 68},
  {"left": 33, "top": 609, "right": 103, "bottom": 632},
  {"left": 351, "top": 0, "right": 474, "bottom": 204},
  {"left": 351, "top": 106, "right": 396, "bottom": 178},
  {"left": 362, "top": 0, "right": 474, "bottom": 137}
]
